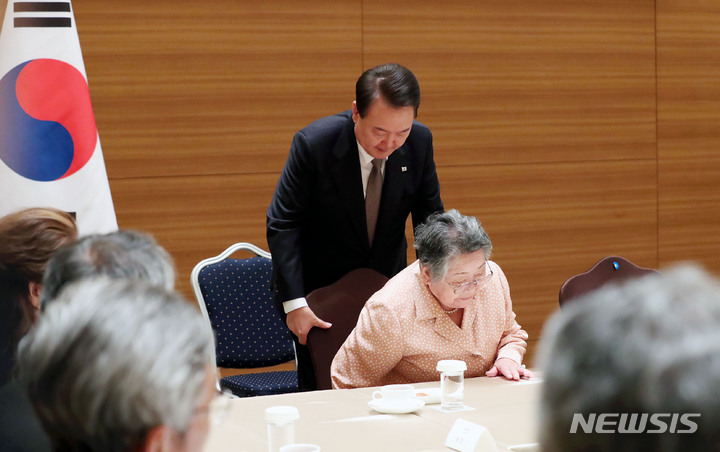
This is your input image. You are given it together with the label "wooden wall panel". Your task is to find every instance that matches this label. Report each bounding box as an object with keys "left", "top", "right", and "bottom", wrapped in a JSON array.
[
  {"left": 9, "top": 0, "right": 720, "bottom": 366},
  {"left": 366, "top": 0, "right": 657, "bottom": 359},
  {"left": 73, "top": 0, "right": 362, "bottom": 179},
  {"left": 67, "top": 0, "right": 363, "bottom": 302},
  {"left": 438, "top": 160, "right": 657, "bottom": 362},
  {"left": 111, "top": 173, "right": 280, "bottom": 298},
  {"left": 362, "top": 0, "right": 657, "bottom": 167},
  {"left": 657, "top": 0, "right": 720, "bottom": 275}
]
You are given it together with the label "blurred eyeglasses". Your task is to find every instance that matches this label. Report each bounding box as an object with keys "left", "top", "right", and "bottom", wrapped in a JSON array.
[
  {"left": 445, "top": 268, "right": 494, "bottom": 294},
  {"left": 209, "top": 389, "right": 235, "bottom": 426}
]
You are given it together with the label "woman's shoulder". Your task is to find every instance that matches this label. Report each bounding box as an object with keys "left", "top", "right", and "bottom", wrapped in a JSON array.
[
  {"left": 366, "top": 266, "right": 423, "bottom": 315},
  {"left": 367, "top": 284, "right": 416, "bottom": 312},
  {"left": 488, "top": 260, "right": 507, "bottom": 279}
]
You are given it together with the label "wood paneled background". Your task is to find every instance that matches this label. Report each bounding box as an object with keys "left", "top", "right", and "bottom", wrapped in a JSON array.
[{"left": 3, "top": 0, "right": 719, "bottom": 364}]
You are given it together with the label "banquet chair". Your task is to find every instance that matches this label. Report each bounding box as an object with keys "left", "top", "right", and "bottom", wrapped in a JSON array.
[
  {"left": 306, "top": 268, "right": 389, "bottom": 390},
  {"left": 191, "top": 242, "right": 299, "bottom": 397},
  {"left": 559, "top": 256, "right": 659, "bottom": 307}
]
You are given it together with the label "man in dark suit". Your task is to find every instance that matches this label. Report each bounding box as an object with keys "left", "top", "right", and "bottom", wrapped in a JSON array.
[{"left": 267, "top": 63, "right": 444, "bottom": 390}]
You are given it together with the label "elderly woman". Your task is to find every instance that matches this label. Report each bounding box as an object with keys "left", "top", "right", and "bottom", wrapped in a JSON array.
[
  {"left": 0, "top": 207, "right": 78, "bottom": 385},
  {"left": 331, "top": 209, "right": 530, "bottom": 388}
]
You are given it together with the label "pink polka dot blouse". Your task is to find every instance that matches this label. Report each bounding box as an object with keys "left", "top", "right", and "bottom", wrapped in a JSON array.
[{"left": 331, "top": 260, "right": 528, "bottom": 389}]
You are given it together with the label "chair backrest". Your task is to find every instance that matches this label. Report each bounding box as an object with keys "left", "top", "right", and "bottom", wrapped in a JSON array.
[
  {"left": 191, "top": 243, "right": 295, "bottom": 372},
  {"left": 559, "top": 256, "right": 659, "bottom": 306},
  {"left": 305, "top": 268, "right": 389, "bottom": 390}
]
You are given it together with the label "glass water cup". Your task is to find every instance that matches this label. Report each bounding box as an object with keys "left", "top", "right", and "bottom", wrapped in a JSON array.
[
  {"left": 265, "top": 406, "right": 300, "bottom": 452},
  {"left": 437, "top": 360, "right": 467, "bottom": 410}
]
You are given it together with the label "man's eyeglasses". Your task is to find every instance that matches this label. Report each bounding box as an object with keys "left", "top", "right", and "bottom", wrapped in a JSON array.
[{"left": 445, "top": 269, "right": 494, "bottom": 294}]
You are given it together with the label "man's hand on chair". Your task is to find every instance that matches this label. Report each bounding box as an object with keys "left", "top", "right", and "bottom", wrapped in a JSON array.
[{"left": 286, "top": 306, "right": 332, "bottom": 345}]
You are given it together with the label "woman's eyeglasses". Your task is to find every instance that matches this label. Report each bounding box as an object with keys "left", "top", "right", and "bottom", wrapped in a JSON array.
[{"left": 445, "top": 269, "right": 494, "bottom": 294}]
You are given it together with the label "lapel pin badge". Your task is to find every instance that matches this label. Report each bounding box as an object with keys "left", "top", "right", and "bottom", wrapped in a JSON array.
[{"left": 401, "top": 166, "right": 407, "bottom": 172}]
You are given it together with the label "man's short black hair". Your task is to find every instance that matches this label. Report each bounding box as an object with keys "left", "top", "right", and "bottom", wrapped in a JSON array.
[{"left": 355, "top": 63, "right": 420, "bottom": 117}]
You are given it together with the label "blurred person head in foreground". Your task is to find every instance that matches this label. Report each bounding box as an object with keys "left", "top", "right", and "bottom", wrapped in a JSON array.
[
  {"left": 538, "top": 263, "right": 720, "bottom": 452},
  {"left": 40, "top": 229, "right": 174, "bottom": 307},
  {"left": 0, "top": 207, "right": 77, "bottom": 384},
  {"left": 17, "top": 277, "right": 216, "bottom": 452}
]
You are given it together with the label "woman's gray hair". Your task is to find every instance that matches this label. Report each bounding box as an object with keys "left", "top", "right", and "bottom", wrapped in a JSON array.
[
  {"left": 40, "top": 229, "right": 175, "bottom": 308},
  {"left": 17, "top": 278, "right": 214, "bottom": 452},
  {"left": 414, "top": 209, "right": 492, "bottom": 281},
  {"left": 538, "top": 263, "right": 720, "bottom": 452}
]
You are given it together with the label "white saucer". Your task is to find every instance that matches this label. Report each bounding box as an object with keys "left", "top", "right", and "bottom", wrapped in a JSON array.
[
  {"left": 368, "top": 398, "right": 425, "bottom": 414},
  {"left": 413, "top": 387, "right": 441, "bottom": 404}
]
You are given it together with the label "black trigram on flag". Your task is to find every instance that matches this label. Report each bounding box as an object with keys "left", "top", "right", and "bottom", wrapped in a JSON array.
[{"left": 14, "top": 1, "right": 71, "bottom": 28}]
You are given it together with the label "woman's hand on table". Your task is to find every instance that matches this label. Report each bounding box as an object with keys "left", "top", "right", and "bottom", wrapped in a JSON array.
[{"left": 485, "top": 357, "right": 533, "bottom": 381}]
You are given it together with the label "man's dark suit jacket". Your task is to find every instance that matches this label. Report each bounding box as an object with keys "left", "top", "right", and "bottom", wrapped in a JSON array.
[{"left": 267, "top": 110, "right": 444, "bottom": 309}]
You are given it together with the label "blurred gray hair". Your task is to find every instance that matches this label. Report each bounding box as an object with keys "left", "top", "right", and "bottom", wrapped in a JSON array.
[
  {"left": 538, "top": 263, "right": 720, "bottom": 452},
  {"left": 414, "top": 209, "right": 492, "bottom": 281},
  {"left": 40, "top": 230, "right": 175, "bottom": 308},
  {"left": 17, "top": 277, "right": 214, "bottom": 452}
]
